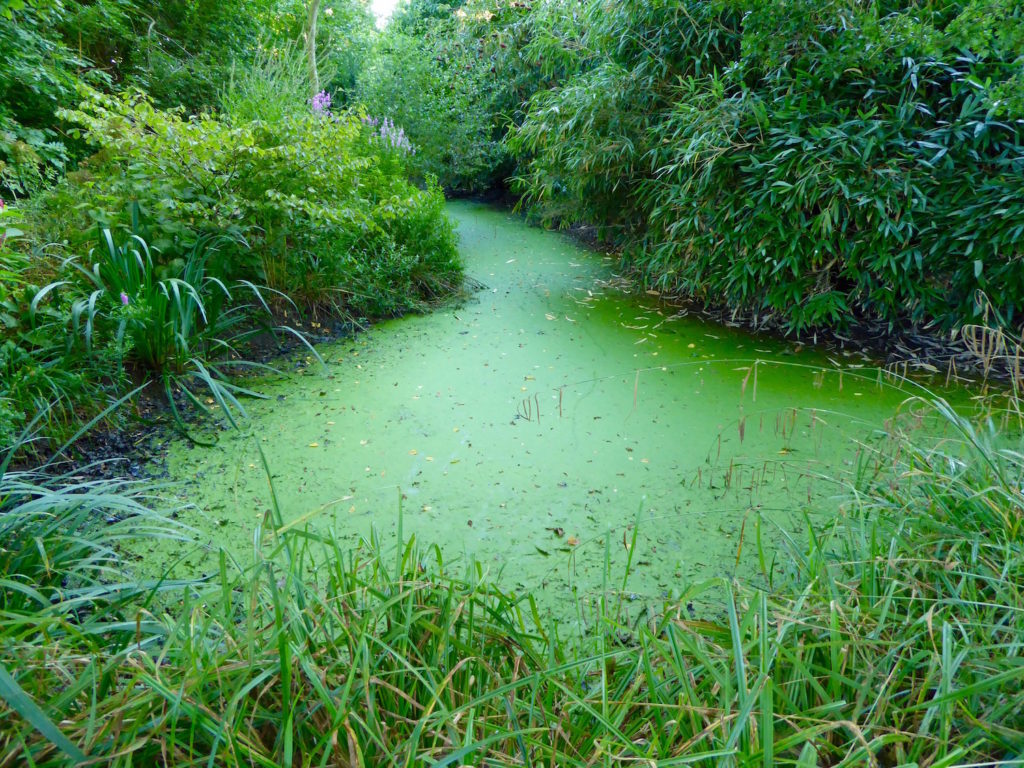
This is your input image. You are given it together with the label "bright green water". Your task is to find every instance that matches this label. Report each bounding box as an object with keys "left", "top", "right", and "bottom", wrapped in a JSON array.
[{"left": 152, "top": 202, "right": 927, "bottom": 614}]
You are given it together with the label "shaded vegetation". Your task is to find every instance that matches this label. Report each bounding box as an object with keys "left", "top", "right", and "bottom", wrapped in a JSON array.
[
  {"left": 364, "top": 0, "right": 1024, "bottom": 332},
  {"left": 1, "top": 0, "right": 375, "bottom": 198}
]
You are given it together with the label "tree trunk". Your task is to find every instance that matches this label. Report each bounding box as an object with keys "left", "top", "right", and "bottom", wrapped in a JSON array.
[{"left": 306, "top": 0, "right": 321, "bottom": 97}]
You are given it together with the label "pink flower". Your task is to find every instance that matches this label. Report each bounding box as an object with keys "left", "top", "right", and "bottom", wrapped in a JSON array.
[
  {"left": 310, "top": 90, "right": 332, "bottom": 115},
  {"left": 120, "top": 292, "right": 130, "bottom": 306}
]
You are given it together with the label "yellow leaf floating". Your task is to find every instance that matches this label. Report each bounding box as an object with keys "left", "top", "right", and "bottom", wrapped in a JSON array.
[
  {"left": 409, "top": 449, "right": 418, "bottom": 455},
  {"left": 309, "top": 442, "right": 319, "bottom": 448},
  {"left": 567, "top": 536, "right": 580, "bottom": 546}
]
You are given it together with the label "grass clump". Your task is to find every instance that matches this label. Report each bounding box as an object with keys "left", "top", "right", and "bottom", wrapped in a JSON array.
[{"left": 2, "top": 391, "right": 1022, "bottom": 765}]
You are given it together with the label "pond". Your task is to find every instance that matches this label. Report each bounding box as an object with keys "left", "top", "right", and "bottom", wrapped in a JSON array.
[{"left": 148, "top": 201, "right": 932, "bottom": 617}]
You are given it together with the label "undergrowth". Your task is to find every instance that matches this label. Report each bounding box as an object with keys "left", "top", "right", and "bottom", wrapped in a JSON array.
[{"left": 1, "top": 384, "right": 1022, "bottom": 765}]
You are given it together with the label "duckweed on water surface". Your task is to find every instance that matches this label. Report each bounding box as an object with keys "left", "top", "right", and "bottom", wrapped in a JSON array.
[{"left": 152, "top": 202, "right": 932, "bottom": 617}]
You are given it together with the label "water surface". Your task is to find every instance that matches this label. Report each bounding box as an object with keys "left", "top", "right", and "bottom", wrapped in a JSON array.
[{"left": 154, "top": 202, "right": 923, "bottom": 614}]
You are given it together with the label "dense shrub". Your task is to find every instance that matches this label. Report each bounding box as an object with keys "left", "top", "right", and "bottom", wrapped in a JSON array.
[
  {"left": 1, "top": 85, "right": 460, "bottom": 443},
  {"left": 36, "top": 90, "right": 460, "bottom": 317},
  {"left": 0, "top": 0, "right": 374, "bottom": 200},
  {"left": 507, "top": 0, "right": 1024, "bottom": 332},
  {"left": 357, "top": 27, "right": 507, "bottom": 192},
  {"left": 0, "top": 0, "right": 87, "bottom": 195}
]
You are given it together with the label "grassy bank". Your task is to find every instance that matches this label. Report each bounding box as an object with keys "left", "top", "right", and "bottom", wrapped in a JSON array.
[
  {"left": 1, "top": 386, "right": 1022, "bottom": 765},
  {"left": 0, "top": 86, "right": 461, "bottom": 452}
]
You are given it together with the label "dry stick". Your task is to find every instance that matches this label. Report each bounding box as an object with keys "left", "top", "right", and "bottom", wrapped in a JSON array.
[{"left": 735, "top": 513, "right": 747, "bottom": 568}]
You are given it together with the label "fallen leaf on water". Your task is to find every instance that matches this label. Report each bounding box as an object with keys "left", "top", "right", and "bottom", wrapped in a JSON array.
[
  {"left": 308, "top": 442, "right": 319, "bottom": 448},
  {"left": 545, "top": 313, "right": 556, "bottom": 320},
  {"left": 567, "top": 536, "right": 580, "bottom": 546},
  {"left": 546, "top": 527, "right": 565, "bottom": 537},
  {"left": 360, "top": 439, "right": 368, "bottom": 445},
  {"left": 409, "top": 449, "right": 418, "bottom": 455},
  {"left": 535, "top": 546, "right": 550, "bottom": 556}
]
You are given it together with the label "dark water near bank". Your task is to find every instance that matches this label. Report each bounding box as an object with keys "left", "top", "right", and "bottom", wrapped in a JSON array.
[{"left": 149, "top": 202, "right": 930, "bottom": 617}]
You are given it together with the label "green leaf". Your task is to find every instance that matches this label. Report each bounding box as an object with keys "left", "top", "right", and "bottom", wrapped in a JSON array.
[
  {"left": 796, "top": 741, "right": 818, "bottom": 768},
  {"left": 0, "top": 664, "right": 88, "bottom": 764}
]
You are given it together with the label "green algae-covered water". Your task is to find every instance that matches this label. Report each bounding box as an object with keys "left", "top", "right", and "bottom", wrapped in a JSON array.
[{"left": 151, "top": 202, "right": 927, "bottom": 613}]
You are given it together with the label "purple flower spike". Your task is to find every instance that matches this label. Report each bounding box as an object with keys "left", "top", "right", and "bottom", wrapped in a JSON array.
[
  {"left": 365, "top": 115, "right": 415, "bottom": 154},
  {"left": 120, "top": 292, "right": 130, "bottom": 306},
  {"left": 310, "top": 90, "right": 332, "bottom": 115}
]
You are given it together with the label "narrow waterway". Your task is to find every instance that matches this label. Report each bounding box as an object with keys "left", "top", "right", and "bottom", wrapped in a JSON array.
[{"left": 153, "top": 202, "right": 927, "bottom": 615}]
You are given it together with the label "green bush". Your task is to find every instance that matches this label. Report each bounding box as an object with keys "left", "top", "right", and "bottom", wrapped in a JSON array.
[
  {"left": 505, "top": 0, "right": 1024, "bottom": 332},
  {"left": 2, "top": 88, "right": 461, "bottom": 443},
  {"left": 42, "top": 90, "right": 460, "bottom": 317},
  {"left": 220, "top": 43, "right": 313, "bottom": 125},
  {"left": 0, "top": 220, "right": 271, "bottom": 445},
  {"left": 357, "top": 25, "right": 508, "bottom": 192},
  {"left": 1, "top": 203, "right": 110, "bottom": 447}
]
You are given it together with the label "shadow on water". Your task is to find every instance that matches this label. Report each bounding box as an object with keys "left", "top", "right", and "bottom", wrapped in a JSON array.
[{"left": 144, "top": 201, "right": 963, "bottom": 619}]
